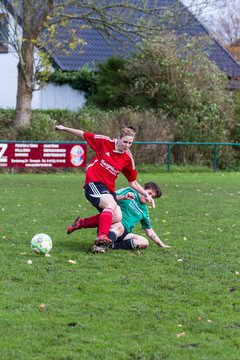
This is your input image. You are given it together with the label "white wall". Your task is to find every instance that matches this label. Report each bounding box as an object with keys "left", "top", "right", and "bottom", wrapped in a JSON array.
[
  {"left": 0, "top": 52, "right": 86, "bottom": 111},
  {"left": 0, "top": 51, "right": 18, "bottom": 109},
  {"left": 0, "top": 13, "right": 86, "bottom": 111},
  {"left": 33, "top": 83, "right": 86, "bottom": 111}
]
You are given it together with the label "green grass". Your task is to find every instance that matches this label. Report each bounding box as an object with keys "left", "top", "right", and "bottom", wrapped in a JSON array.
[{"left": 1, "top": 172, "right": 240, "bottom": 360}]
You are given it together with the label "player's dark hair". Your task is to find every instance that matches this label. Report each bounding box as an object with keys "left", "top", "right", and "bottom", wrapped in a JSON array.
[
  {"left": 143, "top": 182, "right": 162, "bottom": 198},
  {"left": 119, "top": 125, "right": 136, "bottom": 138}
]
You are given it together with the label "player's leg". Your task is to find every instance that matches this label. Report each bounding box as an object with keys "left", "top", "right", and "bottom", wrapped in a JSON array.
[
  {"left": 92, "top": 221, "right": 124, "bottom": 253},
  {"left": 108, "top": 222, "right": 125, "bottom": 242},
  {"left": 96, "top": 194, "right": 121, "bottom": 245},
  {"left": 86, "top": 182, "right": 122, "bottom": 245},
  {"left": 130, "top": 234, "right": 149, "bottom": 249},
  {"left": 67, "top": 204, "right": 122, "bottom": 235},
  {"left": 67, "top": 214, "right": 100, "bottom": 234},
  {"left": 112, "top": 205, "right": 122, "bottom": 224},
  {"left": 68, "top": 182, "right": 122, "bottom": 245},
  {"left": 112, "top": 233, "right": 149, "bottom": 250}
]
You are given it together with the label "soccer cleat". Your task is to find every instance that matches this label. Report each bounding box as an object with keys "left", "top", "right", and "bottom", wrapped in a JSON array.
[
  {"left": 95, "top": 234, "right": 112, "bottom": 247},
  {"left": 66, "top": 217, "right": 82, "bottom": 234},
  {"left": 91, "top": 244, "right": 108, "bottom": 253}
]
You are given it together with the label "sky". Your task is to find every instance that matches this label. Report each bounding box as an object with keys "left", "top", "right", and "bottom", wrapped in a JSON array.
[
  {"left": 181, "top": 0, "right": 239, "bottom": 38},
  {"left": 181, "top": 0, "right": 229, "bottom": 29},
  {"left": 181, "top": 0, "right": 227, "bottom": 18}
]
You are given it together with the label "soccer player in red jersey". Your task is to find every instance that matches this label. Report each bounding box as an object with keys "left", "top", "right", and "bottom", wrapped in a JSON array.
[{"left": 55, "top": 124, "right": 154, "bottom": 247}]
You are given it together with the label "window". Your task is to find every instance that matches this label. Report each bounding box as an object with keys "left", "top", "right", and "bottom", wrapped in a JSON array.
[{"left": 0, "top": 14, "right": 8, "bottom": 53}]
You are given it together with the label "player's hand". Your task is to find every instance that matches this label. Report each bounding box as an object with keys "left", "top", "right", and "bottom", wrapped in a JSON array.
[
  {"left": 146, "top": 194, "right": 155, "bottom": 209},
  {"left": 55, "top": 124, "right": 65, "bottom": 131},
  {"left": 161, "top": 244, "right": 171, "bottom": 248},
  {"left": 125, "top": 192, "right": 135, "bottom": 200}
]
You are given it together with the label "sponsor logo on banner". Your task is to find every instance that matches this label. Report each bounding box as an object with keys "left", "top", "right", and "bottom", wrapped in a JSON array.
[{"left": 70, "top": 145, "right": 85, "bottom": 167}]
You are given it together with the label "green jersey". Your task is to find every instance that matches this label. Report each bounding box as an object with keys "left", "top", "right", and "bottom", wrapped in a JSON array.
[{"left": 116, "top": 187, "right": 152, "bottom": 233}]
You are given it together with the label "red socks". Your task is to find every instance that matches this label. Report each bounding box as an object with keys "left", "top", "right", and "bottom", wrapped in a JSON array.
[
  {"left": 78, "top": 208, "right": 114, "bottom": 237},
  {"left": 97, "top": 208, "right": 114, "bottom": 237},
  {"left": 81, "top": 214, "right": 100, "bottom": 228}
]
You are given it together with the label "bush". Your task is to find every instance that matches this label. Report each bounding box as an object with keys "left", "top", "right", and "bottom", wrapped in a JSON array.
[
  {"left": 0, "top": 109, "right": 15, "bottom": 139},
  {"left": 16, "top": 112, "right": 58, "bottom": 141},
  {"left": 217, "top": 146, "right": 240, "bottom": 170},
  {"left": 87, "top": 57, "right": 131, "bottom": 109},
  {"left": 47, "top": 66, "right": 97, "bottom": 96}
]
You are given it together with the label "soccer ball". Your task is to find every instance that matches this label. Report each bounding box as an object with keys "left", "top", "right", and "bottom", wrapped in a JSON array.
[{"left": 31, "top": 233, "right": 52, "bottom": 254}]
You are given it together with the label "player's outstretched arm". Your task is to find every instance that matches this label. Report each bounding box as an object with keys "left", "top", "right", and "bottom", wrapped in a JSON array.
[
  {"left": 55, "top": 125, "right": 84, "bottom": 139},
  {"left": 116, "top": 192, "right": 135, "bottom": 201},
  {"left": 145, "top": 228, "right": 171, "bottom": 248},
  {"left": 128, "top": 180, "right": 155, "bottom": 208}
]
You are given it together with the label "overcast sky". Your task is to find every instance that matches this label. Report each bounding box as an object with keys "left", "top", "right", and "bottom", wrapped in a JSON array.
[
  {"left": 181, "top": 0, "right": 227, "bottom": 18},
  {"left": 181, "top": 0, "right": 240, "bottom": 43},
  {"left": 181, "top": 0, "right": 229, "bottom": 29}
]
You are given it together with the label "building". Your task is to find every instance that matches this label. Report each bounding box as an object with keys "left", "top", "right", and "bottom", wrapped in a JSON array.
[{"left": 1, "top": 0, "right": 240, "bottom": 111}]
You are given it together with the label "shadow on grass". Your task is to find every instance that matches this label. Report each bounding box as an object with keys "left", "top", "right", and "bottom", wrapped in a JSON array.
[{"left": 58, "top": 232, "right": 96, "bottom": 254}]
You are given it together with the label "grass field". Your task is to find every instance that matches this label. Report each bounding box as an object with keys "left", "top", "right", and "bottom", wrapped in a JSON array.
[{"left": 1, "top": 172, "right": 240, "bottom": 360}]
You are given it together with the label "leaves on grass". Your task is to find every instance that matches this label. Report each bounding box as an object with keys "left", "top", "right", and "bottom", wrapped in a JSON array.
[
  {"left": 39, "top": 304, "right": 47, "bottom": 311},
  {"left": 2, "top": 173, "right": 240, "bottom": 358},
  {"left": 69, "top": 259, "right": 77, "bottom": 264},
  {"left": 177, "top": 332, "right": 186, "bottom": 337}
]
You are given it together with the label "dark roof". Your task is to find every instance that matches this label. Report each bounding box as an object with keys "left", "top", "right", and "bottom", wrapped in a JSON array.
[
  {"left": 50, "top": 26, "right": 128, "bottom": 71},
  {"left": 3, "top": 0, "right": 240, "bottom": 78},
  {"left": 49, "top": 0, "right": 240, "bottom": 78}
]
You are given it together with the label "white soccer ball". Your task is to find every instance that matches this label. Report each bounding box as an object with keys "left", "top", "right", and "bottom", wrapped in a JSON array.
[{"left": 31, "top": 233, "right": 52, "bottom": 254}]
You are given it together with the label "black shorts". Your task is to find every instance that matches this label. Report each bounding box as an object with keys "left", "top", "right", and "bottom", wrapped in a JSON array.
[
  {"left": 84, "top": 182, "right": 117, "bottom": 212},
  {"left": 115, "top": 227, "right": 129, "bottom": 243}
]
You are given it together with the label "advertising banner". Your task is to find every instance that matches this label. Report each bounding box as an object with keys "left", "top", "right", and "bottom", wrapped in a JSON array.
[{"left": 0, "top": 142, "right": 87, "bottom": 168}]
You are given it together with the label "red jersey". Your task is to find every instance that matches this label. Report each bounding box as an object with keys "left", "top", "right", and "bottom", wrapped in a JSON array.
[{"left": 83, "top": 132, "right": 137, "bottom": 192}]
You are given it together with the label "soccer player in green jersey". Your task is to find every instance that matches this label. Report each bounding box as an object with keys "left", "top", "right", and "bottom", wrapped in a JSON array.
[{"left": 92, "top": 182, "right": 170, "bottom": 252}]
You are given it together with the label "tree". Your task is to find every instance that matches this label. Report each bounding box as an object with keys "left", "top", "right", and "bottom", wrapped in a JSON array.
[
  {"left": 0, "top": 0, "right": 217, "bottom": 128},
  {"left": 204, "top": 0, "right": 240, "bottom": 60},
  {"left": 0, "top": 0, "right": 55, "bottom": 128},
  {"left": 205, "top": 0, "right": 240, "bottom": 44},
  {"left": 89, "top": 33, "right": 234, "bottom": 142}
]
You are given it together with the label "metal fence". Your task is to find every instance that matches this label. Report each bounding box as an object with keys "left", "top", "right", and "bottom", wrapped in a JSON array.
[{"left": 134, "top": 141, "right": 240, "bottom": 173}]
